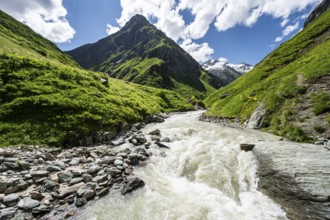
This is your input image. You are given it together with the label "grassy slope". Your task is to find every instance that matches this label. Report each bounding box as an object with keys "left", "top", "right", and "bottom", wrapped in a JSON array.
[
  {"left": 0, "top": 11, "right": 192, "bottom": 147},
  {"left": 205, "top": 9, "right": 330, "bottom": 141}
]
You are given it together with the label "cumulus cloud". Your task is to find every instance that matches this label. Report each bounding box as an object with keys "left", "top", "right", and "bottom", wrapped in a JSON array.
[
  {"left": 274, "top": 22, "right": 300, "bottom": 42},
  {"left": 106, "top": 24, "right": 120, "bottom": 35},
  {"left": 180, "top": 39, "right": 214, "bottom": 63},
  {"left": 110, "top": 0, "right": 320, "bottom": 62},
  {"left": 0, "top": 0, "right": 75, "bottom": 43}
]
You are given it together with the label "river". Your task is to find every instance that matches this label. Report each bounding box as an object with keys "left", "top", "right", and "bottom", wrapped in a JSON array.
[{"left": 78, "top": 111, "right": 287, "bottom": 220}]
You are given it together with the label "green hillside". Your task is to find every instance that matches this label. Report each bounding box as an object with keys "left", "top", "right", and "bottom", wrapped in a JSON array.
[
  {"left": 0, "top": 10, "right": 192, "bottom": 147},
  {"left": 205, "top": 9, "right": 330, "bottom": 142},
  {"left": 67, "top": 15, "right": 221, "bottom": 99}
]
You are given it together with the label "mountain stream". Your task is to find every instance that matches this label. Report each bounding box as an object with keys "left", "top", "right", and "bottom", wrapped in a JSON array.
[{"left": 78, "top": 111, "right": 287, "bottom": 220}]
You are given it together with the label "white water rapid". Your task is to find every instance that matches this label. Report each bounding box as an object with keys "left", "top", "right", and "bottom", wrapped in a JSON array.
[{"left": 79, "top": 111, "right": 287, "bottom": 220}]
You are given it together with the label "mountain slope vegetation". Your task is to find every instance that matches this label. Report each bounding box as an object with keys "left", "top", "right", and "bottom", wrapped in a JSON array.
[
  {"left": 67, "top": 15, "right": 221, "bottom": 99},
  {"left": 205, "top": 7, "right": 330, "bottom": 142},
  {"left": 0, "top": 10, "right": 192, "bottom": 147}
]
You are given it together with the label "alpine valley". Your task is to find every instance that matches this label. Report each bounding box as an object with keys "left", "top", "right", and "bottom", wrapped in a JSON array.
[{"left": 0, "top": 1, "right": 329, "bottom": 220}]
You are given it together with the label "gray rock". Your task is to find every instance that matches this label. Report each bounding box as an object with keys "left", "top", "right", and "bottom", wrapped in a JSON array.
[
  {"left": 3, "top": 162, "right": 20, "bottom": 170},
  {"left": 32, "top": 205, "right": 52, "bottom": 214},
  {"left": 149, "top": 129, "right": 161, "bottom": 136},
  {"left": 17, "top": 197, "right": 40, "bottom": 210},
  {"left": 97, "top": 175, "right": 108, "bottom": 183},
  {"left": 52, "top": 160, "right": 66, "bottom": 169},
  {"left": 43, "top": 180, "right": 59, "bottom": 189},
  {"left": 114, "top": 159, "right": 123, "bottom": 166},
  {"left": 82, "top": 174, "right": 93, "bottom": 183},
  {"left": 98, "top": 156, "right": 116, "bottom": 165},
  {"left": 58, "top": 171, "right": 73, "bottom": 183},
  {"left": 3, "top": 193, "right": 19, "bottom": 206},
  {"left": 121, "top": 177, "right": 145, "bottom": 195},
  {"left": 111, "top": 138, "right": 125, "bottom": 146},
  {"left": 45, "top": 152, "right": 56, "bottom": 161},
  {"left": 69, "top": 157, "right": 80, "bottom": 166},
  {"left": 247, "top": 103, "right": 266, "bottom": 129},
  {"left": 46, "top": 165, "right": 62, "bottom": 172},
  {"left": 77, "top": 183, "right": 96, "bottom": 197},
  {"left": 59, "top": 182, "right": 85, "bottom": 198},
  {"left": 128, "top": 153, "right": 142, "bottom": 160},
  {"left": 97, "top": 187, "right": 109, "bottom": 197},
  {"left": 31, "top": 170, "right": 49, "bottom": 178},
  {"left": 83, "top": 190, "right": 95, "bottom": 200},
  {"left": 87, "top": 165, "right": 102, "bottom": 174},
  {"left": 69, "top": 177, "right": 83, "bottom": 186},
  {"left": 160, "top": 137, "right": 170, "bottom": 142},
  {"left": 75, "top": 197, "right": 87, "bottom": 207},
  {"left": 71, "top": 169, "right": 85, "bottom": 177},
  {"left": 19, "top": 161, "right": 31, "bottom": 170},
  {"left": 0, "top": 207, "right": 17, "bottom": 220}
]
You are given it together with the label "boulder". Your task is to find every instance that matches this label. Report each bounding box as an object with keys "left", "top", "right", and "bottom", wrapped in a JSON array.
[
  {"left": 247, "top": 104, "right": 266, "bottom": 129},
  {"left": 156, "top": 142, "right": 170, "bottom": 149},
  {"left": 87, "top": 165, "right": 102, "bottom": 174},
  {"left": 32, "top": 205, "right": 53, "bottom": 214},
  {"left": 57, "top": 171, "right": 73, "bottom": 183},
  {"left": 149, "top": 129, "right": 161, "bottom": 136},
  {"left": 44, "top": 152, "right": 56, "bottom": 161},
  {"left": 97, "top": 187, "right": 109, "bottom": 197},
  {"left": 30, "top": 170, "right": 49, "bottom": 178},
  {"left": 82, "top": 190, "right": 95, "bottom": 200},
  {"left": 43, "top": 180, "right": 59, "bottom": 189},
  {"left": 240, "top": 144, "right": 255, "bottom": 152},
  {"left": 46, "top": 166, "right": 62, "bottom": 172},
  {"left": 3, "top": 193, "right": 19, "bottom": 206},
  {"left": 69, "top": 158, "right": 80, "bottom": 166},
  {"left": 0, "top": 207, "right": 17, "bottom": 220},
  {"left": 17, "top": 197, "right": 40, "bottom": 210},
  {"left": 121, "top": 177, "right": 145, "bottom": 195},
  {"left": 75, "top": 197, "right": 87, "bottom": 207}
]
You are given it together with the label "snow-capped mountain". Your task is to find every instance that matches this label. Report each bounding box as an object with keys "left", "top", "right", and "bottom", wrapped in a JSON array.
[{"left": 202, "top": 58, "right": 253, "bottom": 86}]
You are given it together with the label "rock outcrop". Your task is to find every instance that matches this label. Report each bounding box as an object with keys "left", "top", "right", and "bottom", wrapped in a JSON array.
[{"left": 304, "top": 0, "right": 330, "bottom": 27}]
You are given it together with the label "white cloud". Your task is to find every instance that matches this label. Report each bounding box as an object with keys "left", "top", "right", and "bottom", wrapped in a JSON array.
[
  {"left": 274, "top": 22, "right": 300, "bottom": 42},
  {"left": 0, "top": 0, "right": 75, "bottom": 43},
  {"left": 106, "top": 24, "right": 120, "bottom": 35},
  {"left": 180, "top": 39, "right": 214, "bottom": 63},
  {"left": 111, "top": 0, "right": 321, "bottom": 61}
]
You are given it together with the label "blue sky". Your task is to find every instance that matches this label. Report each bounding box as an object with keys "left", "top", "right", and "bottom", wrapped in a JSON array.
[{"left": 0, "top": 0, "right": 321, "bottom": 65}]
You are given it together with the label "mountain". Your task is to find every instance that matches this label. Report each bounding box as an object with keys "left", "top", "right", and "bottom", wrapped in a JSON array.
[
  {"left": 304, "top": 0, "right": 330, "bottom": 27},
  {"left": 0, "top": 10, "right": 192, "bottom": 147},
  {"left": 67, "top": 15, "right": 221, "bottom": 99},
  {"left": 204, "top": 4, "right": 330, "bottom": 142},
  {"left": 202, "top": 59, "right": 253, "bottom": 86}
]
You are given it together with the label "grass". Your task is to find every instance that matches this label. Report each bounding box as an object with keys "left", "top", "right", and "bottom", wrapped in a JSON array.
[
  {"left": 310, "top": 92, "right": 330, "bottom": 115},
  {"left": 0, "top": 10, "right": 193, "bottom": 147},
  {"left": 204, "top": 9, "right": 330, "bottom": 142},
  {"left": 0, "top": 54, "right": 192, "bottom": 147}
]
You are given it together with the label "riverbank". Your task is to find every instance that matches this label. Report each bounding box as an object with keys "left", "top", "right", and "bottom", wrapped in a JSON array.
[
  {"left": 0, "top": 114, "right": 170, "bottom": 219},
  {"left": 201, "top": 114, "right": 330, "bottom": 220}
]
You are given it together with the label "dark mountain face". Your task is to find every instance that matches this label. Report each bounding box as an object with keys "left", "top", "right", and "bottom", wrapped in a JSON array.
[
  {"left": 304, "top": 0, "right": 330, "bottom": 27},
  {"left": 67, "top": 15, "right": 221, "bottom": 98}
]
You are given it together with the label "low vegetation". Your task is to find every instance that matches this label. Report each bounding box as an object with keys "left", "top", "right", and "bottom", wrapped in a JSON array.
[
  {"left": 0, "top": 10, "right": 192, "bottom": 147},
  {"left": 205, "top": 9, "right": 330, "bottom": 142}
]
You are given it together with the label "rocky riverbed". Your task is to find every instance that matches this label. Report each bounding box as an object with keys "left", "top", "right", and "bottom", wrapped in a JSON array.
[{"left": 0, "top": 115, "right": 169, "bottom": 220}]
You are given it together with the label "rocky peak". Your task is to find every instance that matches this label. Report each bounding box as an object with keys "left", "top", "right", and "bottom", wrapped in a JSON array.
[
  {"left": 304, "top": 0, "right": 330, "bottom": 27},
  {"left": 121, "top": 14, "right": 151, "bottom": 31}
]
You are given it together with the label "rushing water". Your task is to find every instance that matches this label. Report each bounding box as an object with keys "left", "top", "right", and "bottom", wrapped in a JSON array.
[{"left": 79, "top": 111, "right": 287, "bottom": 220}]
